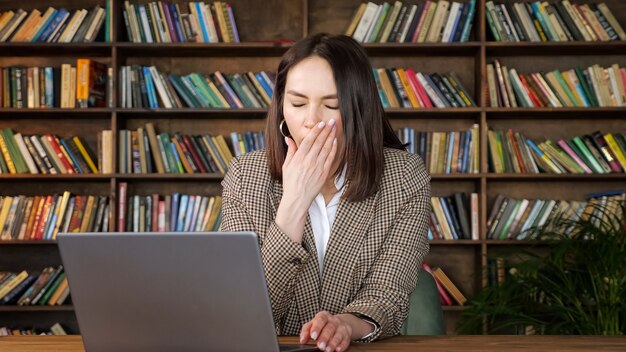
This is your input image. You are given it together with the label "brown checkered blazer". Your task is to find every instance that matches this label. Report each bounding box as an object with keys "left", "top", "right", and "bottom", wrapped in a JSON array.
[{"left": 220, "top": 147, "right": 430, "bottom": 342}]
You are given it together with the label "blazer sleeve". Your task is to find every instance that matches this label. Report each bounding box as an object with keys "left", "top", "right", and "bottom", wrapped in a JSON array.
[
  {"left": 342, "top": 154, "right": 431, "bottom": 342},
  {"left": 220, "top": 156, "right": 312, "bottom": 332}
]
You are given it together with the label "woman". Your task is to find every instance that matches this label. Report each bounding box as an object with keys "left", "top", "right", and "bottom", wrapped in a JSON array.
[{"left": 220, "top": 33, "right": 430, "bottom": 352}]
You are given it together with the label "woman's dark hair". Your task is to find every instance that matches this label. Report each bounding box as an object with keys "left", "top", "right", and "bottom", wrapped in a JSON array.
[{"left": 266, "top": 33, "right": 405, "bottom": 202}]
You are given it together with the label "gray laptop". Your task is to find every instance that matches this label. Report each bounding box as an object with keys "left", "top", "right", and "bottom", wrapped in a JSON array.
[{"left": 57, "top": 231, "right": 317, "bottom": 352}]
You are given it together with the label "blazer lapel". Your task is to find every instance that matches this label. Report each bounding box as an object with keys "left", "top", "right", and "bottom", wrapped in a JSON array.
[
  {"left": 271, "top": 181, "right": 321, "bottom": 322},
  {"left": 320, "top": 190, "right": 378, "bottom": 311}
]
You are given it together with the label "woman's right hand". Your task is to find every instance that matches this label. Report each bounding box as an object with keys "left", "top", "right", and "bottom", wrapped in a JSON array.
[{"left": 275, "top": 118, "right": 338, "bottom": 243}]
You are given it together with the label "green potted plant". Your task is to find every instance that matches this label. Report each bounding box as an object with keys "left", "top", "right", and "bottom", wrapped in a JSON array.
[{"left": 457, "top": 200, "right": 626, "bottom": 335}]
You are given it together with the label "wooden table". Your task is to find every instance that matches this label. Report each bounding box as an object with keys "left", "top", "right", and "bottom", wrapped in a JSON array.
[{"left": 0, "top": 335, "right": 625, "bottom": 351}]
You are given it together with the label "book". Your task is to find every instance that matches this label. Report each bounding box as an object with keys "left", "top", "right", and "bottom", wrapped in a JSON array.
[
  {"left": 432, "top": 267, "right": 466, "bottom": 305},
  {"left": 421, "top": 263, "right": 453, "bottom": 305}
]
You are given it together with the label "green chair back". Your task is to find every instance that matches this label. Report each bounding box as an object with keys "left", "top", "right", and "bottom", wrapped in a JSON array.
[{"left": 400, "top": 268, "right": 445, "bottom": 335}]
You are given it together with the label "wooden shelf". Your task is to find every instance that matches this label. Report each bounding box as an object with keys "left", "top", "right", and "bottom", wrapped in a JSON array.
[
  {"left": 115, "top": 41, "right": 293, "bottom": 57},
  {"left": 485, "top": 240, "right": 554, "bottom": 246},
  {"left": 116, "top": 107, "right": 268, "bottom": 113},
  {"left": 4, "top": 106, "right": 623, "bottom": 115},
  {"left": 1, "top": 173, "right": 623, "bottom": 181},
  {"left": 485, "top": 174, "right": 626, "bottom": 180},
  {"left": 118, "top": 107, "right": 481, "bottom": 115},
  {"left": 486, "top": 41, "right": 626, "bottom": 56},
  {"left": 385, "top": 108, "right": 481, "bottom": 116},
  {"left": 2, "top": 106, "right": 624, "bottom": 116},
  {"left": 21, "top": 40, "right": 612, "bottom": 58},
  {"left": 430, "top": 240, "right": 481, "bottom": 245},
  {"left": 0, "top": 108, "right": 114, "bottom": 115},
  {"left": 114, "top": 42, "right": 482, "bottom": 57},
  {"left": 116, "top": 173, "right": 224, "bottom": 180},
  {"left": 0, "top": 173, "right": 223, "bottom": 180},
  {"left": 484, "top": 107, "right": 626, "bottom": 114},
  {"left": 0, "top": 240, "right": 57, "bottom": 245},
  {"left": 484, "top": 107, "right": 626, "bottom": 112},
  {"left": 0, "top": 174, "right": 112, "bottom": 180},
  {"left": 0, "top": 305, "right": 74, "bottom": 312},
  {"left": 0, "top": 43, "right": 112, "bottom": 57},
  {"left": 115, "top": 108, "right": 268, "bottom": 120},
  {"left": 362, "top": 42, "right": 481, "bottom": 56},
  {"left": 485, "top": 108, "right": 626, "bottom": 121},
  {"left": 431, "top": 174, "right": 482, "bottom": 180}
]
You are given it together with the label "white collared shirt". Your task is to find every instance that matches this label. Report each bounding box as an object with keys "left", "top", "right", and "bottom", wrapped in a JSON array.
[{"left": 308, "top": 167, "right": 347, "bottom": 277}]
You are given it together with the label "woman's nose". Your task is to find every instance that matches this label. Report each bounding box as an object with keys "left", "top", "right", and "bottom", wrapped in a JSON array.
[{"left": 304, "top": 105, "right": 324, "bottom": 128}]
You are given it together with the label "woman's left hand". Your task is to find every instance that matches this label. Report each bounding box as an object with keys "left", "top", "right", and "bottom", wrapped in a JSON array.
[{"left": 299, "top": 311, "right": 354, "bottom": 352}]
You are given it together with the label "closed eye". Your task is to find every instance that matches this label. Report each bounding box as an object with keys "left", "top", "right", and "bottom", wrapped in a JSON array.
[{"left": 326, "top": 105, "right": 339, "bottom": 110}]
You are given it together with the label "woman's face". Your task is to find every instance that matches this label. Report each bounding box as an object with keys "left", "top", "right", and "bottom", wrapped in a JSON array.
[{"left": 282, "top": 56, "right": 344, "bottom": 162}]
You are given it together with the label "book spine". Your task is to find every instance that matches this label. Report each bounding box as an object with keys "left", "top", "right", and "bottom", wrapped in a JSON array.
[{"left": 591, "top": 131, "right": 623, "bottom": 172}]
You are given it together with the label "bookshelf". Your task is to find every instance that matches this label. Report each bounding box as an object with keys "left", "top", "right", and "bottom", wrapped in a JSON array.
[{"left": 1, "top": 0, "right": 625, "bottom": 335}]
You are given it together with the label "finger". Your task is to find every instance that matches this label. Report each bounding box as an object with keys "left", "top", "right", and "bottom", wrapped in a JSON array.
[
  {"left": 309, "top": 312, "right": 330, "bottom": 341},
  {"left": 316, "top": 321, "right": 337, "bottom": 351},
  {"left": 324, "top": 138, "right": 337, "bottom": 174},
  {"left": 318, "top": 125, "right": 337, "bottom": 172},
  {"left": 284, "top": 136, "right": 296, "bottom": 166},
  {"left": 299, "top": 321, "right": 312, "bottom": 344},
  {"left": 298, "top": 120, "right": 327, "bottom": 156},
  {"left": 335, "top": 336, "right": 351, "bottom": 352},
  {"left": 326, "top": 330, "right": 345, "bottom": 352},
  {"left": 305, "top": 119, "right": 336, "bottom": 165}
]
